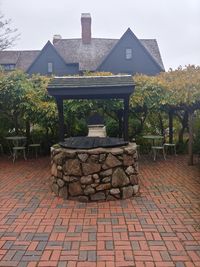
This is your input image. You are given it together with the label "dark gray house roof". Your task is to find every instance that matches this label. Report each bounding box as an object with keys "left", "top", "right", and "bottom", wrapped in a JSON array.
[
  {"left": 54, "top": 38, "right": 118, "bottom": 71},
  {"left": 0, "top": 50, "right": 40, "bottom": 71},
  {"left": 0, "top": 37, "right": 164, "bottom": 72},
  {"left": 140, "top": 39, "right": 164, "bottom": 70},
  {"left": 53, "top": 37, "right": 164, "bottom": 71}
]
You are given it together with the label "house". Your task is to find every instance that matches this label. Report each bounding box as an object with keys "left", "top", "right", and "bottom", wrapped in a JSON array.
[{"left": 0, "top": 13, "right": 165, "bottom": 76}]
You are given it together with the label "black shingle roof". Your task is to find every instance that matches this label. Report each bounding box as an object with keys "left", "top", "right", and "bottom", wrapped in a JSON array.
[
  {"left": 47, "top": 75, "right": 135, "bottom": 99},
  {"left": 48, "top": 75, "right": 134, "bottom": 88}
]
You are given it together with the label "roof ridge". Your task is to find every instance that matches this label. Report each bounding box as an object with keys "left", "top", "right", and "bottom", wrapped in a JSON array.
[
  {"left": 140, "top": 38, "right": 157, "bottom": 41},
  {"left": 55, "top": 37, "right": 156, "bottom": 42},
  {"left": 54, "top": 74, "right": 132, "bottom": 79},
  {"left": 57, "top": 37, "right": 119, "bottom": 41},
  {"left": 0, "top": 49, "right": 40, "bottom": 53}
]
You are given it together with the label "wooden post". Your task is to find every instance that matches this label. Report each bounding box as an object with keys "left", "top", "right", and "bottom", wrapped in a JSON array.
[
  {"left": 123, "top": 96, "right": 129, "bottom": 141},
  {"left": 169, "top": 109, "right": 173, "bottom": 143},
  {"left": 56, "top": 97, "right": 64, "bottom": 142},
  {"left": 117, "top": 109, "right": 123, "bottom": 138},
  {"left": 188, "top": 110, "right": 194, "bottom": 165},
  {"left": 25, "top": 120, "right": 31, "bottom": 144}
]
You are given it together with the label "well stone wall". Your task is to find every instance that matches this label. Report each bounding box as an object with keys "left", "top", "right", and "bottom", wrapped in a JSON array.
[{"left": 50, "top": 143, "right": 139, "bottom": 202}]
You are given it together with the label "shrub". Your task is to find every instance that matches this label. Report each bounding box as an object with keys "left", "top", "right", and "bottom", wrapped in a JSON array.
[{"left": 106, "top": 119, "right": 119, "bottom": 137}]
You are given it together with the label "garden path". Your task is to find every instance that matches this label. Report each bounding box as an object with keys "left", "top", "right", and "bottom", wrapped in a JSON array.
[{"left": 0, "top": 155, "right": 200, "bottom": 267}]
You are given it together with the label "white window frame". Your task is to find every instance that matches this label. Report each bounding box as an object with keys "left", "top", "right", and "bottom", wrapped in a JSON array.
[
  {"left": 125, "top": 48, "right": 132, "bottom": 60},
  {"left": 47, "top": 62, "right": 53, "bottom": 73}
]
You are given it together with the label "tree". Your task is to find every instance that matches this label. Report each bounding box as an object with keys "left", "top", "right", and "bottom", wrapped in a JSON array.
[
  {"left": 0, "top": 71, "right": 58, "bottom": 150},
  {"left": 130, "top": 74, "right": 167, "bottom": 136},
  {"left": 0, "top": 70, "right": 33, "bottom": 134},
  {"left": 0, "top": 13, "right": 19, "bottom": 50},
  {"left": 159, "top": 65, "right": 200, "bottom": 165},
  {"left": 130, "top": 66, "right": 200, "bottom": 164}
]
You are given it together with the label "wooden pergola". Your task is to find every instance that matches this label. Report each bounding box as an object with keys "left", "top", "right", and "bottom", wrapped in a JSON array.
[{"left": 47, "top": 75, "right": 135, "bottom": 142}]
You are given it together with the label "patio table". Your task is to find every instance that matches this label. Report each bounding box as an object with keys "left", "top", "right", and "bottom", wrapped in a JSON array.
[
  {"left": 5, "top": 136, "right": 27, "bottom": 145},
  {"left": 5, "top": 136, "right": 27, "bottom": 156}
]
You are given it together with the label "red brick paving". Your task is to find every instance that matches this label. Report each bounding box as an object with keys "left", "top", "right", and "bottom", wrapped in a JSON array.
[{"left": 0, "top": 155, "right": 200, "bottom": 267}]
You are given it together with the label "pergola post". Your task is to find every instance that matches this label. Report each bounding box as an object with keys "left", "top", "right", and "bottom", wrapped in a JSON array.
[
  {"left": 169, "top": 109, "right": 174, "bottom": 143},
  {"left": 188, "top": 109, "right": 194, "bottom": 166},
  {"left": 123, "top": 96, "right": 129, "bottom": 141},
  {"left": 55, "top": 97, "right": 64, "bottom": 142}
]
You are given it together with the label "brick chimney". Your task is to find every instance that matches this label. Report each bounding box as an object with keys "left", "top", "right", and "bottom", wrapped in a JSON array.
[
  {"left": 53, "top": 34, "right": 62, "bottom": 45},
  {"left": 81, "top": 13, "right": 91, "bottom": 45}
]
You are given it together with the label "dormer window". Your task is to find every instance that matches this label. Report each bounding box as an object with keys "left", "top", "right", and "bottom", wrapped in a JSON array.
[
  {"left": 125, "top": 48, "right": 132, "bottom": 60},
  {"left": 48, "top": 62, "right": 53, "bottom": 73},
  {"left": 0, "top": 64, "right": 16, "bottom": 71}
]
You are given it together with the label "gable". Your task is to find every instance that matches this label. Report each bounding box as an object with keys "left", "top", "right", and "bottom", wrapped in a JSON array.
[
  {"left": 98, "top": 29, "right": 164, "bottom": 75},
  {"left": 0, "top": 32, "right": 164, "bottom": 76},
  {"left": 27, "top": 41, "right": 79, "bottom": 75}
]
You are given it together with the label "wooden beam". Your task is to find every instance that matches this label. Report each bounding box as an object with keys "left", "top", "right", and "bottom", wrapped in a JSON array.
[
  {"left": 55, "top": 97, "right": 64, "bottom": 142},
  {"left": 123, "top": 96, "right": 129, "bottom": 141},
  {"left": 117, "top": 109, "right": 123, "bottom": 138}
]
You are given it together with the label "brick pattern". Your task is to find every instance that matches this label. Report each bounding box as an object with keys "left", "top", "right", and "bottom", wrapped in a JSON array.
[{"left": 0, "top": 155, "right": 200, "bottom": 266}]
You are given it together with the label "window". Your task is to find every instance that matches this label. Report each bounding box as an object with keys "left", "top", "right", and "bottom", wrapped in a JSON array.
[
  {"left": 125, "top": 48, "right": 132, "bottom": 60},
  {"left": 0, "top": 64, "right": 16, "bottom": 71},
  {"left": 47, "top": 62, "right": 53, "bottom": 73}
]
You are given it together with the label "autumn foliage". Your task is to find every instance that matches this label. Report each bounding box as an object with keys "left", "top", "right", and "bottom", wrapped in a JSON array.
[{"left": 0, "top": 66, "right": 200, "bottom": 155}]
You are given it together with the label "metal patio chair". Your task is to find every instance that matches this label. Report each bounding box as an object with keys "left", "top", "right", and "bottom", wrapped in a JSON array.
[
  {"left": 12, "top": 138, "right": 27, "bottom": 163},
  {"left": 151, "top": 137, "right": 166, "bottom": 161},
  {"left": 163, "top": 142, "right": 177, "bottom": 156},
  {"left": 28, "top": 142, "right": 41, "bottom": 158}
]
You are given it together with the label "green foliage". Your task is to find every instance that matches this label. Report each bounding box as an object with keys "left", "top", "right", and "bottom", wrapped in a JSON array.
[
  {"left": 0, "top": 70, "right": 57, "bottom": 152},
  {"left": 131, "top": 74, "right": 167, "bottom": 110},
  {"left": 159, "top": 65, "right": 200, "bottom": 108},
  {"left": 130, "top": 66, "right": 200, "bottom": 153},
  {"left": 0, "top": 70, "right": 32, "bottom": 132},
  {"left": 29, "top": 127, "right": 58, "bottom": 155},
  {"left": 193, "top": 111, "right": 200, "bottom": 153},
  {"left": 1, "top": 67, "right": 200, "bottom": 155},
  {"left": 83, "top": 71, "right": 113, "bottom": 76},
  {"left": 106, "top": 119, "right": 119, "bottom": 137}
]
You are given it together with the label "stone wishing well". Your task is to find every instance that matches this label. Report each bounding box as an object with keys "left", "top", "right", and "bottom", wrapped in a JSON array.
[
  {"left": 48, "top": 75, "right": 139, "bottom": 201},
  {"left": 50, "top": 142, "right": 139, "bottom": 202}
]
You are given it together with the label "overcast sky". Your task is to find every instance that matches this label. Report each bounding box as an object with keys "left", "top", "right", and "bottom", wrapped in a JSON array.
[{"left": 0, "top": 0, "right": 200, "bottom": 71}]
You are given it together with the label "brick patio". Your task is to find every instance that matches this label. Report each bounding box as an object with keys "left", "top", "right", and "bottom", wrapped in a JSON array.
[{"left": 0, "top": 155, "right": 200, "bottom": 267}]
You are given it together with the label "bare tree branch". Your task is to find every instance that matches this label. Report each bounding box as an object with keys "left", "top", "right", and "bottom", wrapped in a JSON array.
[{"left": 0, "top": 13, "right": 20, "bottom": 50}]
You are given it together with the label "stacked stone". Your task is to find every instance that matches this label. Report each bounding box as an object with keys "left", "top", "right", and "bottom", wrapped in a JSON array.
[{"left": 50, "top": 143, "right": 139, "bottom": 202}]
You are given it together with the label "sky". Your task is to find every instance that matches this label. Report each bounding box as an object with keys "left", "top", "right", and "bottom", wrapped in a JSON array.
[{"left": 0, "top": 0, "right": 200, "bottom": 71}]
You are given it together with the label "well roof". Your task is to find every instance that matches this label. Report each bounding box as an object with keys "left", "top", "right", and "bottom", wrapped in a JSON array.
[{"left": 47, "top": 75, "right": 135, "bottom": 99}]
